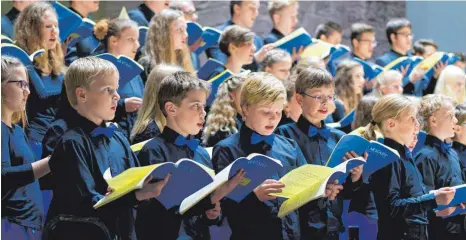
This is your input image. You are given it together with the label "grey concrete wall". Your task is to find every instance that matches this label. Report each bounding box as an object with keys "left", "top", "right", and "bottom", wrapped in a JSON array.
[{"left": 2, "top": 1, "right": 407, "bottom": 59}]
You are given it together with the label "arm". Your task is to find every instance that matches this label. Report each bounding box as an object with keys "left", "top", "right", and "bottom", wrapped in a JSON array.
[
  {"left": 387, "top": 161, "right": 437, "bottom": 219},
  {"left": 50, "top": 138, "right": 138, "bottom": 216}
]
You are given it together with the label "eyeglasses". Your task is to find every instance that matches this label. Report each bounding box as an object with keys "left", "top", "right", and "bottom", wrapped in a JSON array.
[
  {"left": 395, "top": 32, "right": 414, "bottom": 38},
  {"left": 358, "top": 39, "right": 378, "bottom": 47},
  {"left": 6, "top": 80, "right": 29, "bottom": 90},
  {"left": 300, "top": 92, "right": 336, "bottom": 103}
]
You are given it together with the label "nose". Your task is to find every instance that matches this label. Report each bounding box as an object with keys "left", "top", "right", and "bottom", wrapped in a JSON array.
[
  {"left": 453, "top": 116, "right": 459, "bottom": 124},
  {"left": 252, "top": 44, "right": 257, "bottom": 52},
  {"left": 113, "top": 91, "right": 120, "bottom": 101},
  {"left": 135, "top": 39, "right": 140, "bottom": 49},
  {"left": 23, "top": 87, "right": 31, "bottom": 96}
]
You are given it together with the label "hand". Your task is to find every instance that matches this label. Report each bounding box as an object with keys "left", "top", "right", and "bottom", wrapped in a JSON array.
[
  {"left": 433, "top": 61, "right": 447, "bottom": 79},
  {"left": 211, "top": 169, "right": 245, "bottom": 203},
  {"left": 253, "top": 179, "right": 285, "bottom": 202},
  {"left": 135, "top": 174, "right": 171, "bottom": 201},
  {"left": 435, "top": 206, "right": 457, "bottom": 217},
  {"left": 399, "top": 64, "right": 411, "bottom": 77},
  {"left": 325, "top": 180, "right": 343, "bottom": 200},
  {"left": 364, "top": 79, "right": 376, "bottom": 89},
  {"left": 205, "top": 202, "right": 221, "bottom": 219},
  {"left": 189, "top": 37, "right": 203, "bottom": 53},
  {"left": 61, "top": 36, "right": 73, "bottom": 55},
  {"left": 434, "top": 187, "right": 456, "bottom": 205},
  {"left": 408, "top": 66, "right": 427, "bottom": 84},
  {"left": 291, "top": 46, "right": 305, "bottom": 62},
  {"left": 343, "top": 151, "right": 367, "bottom": 182},
  {"left": 125, "top": 97, "right": 143, "bottom": 113},
  {"left": 254, "top": 43, "right": 275, "bottom": 63}
]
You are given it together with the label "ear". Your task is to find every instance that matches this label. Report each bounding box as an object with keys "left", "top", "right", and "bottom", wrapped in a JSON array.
[
  {"left": 228, "top": 42, "right": 236, "bottom": 56},
  {"left": 428, "top": 115, "right": 437, "bottom": 128},
  {"left": 75, "top": 87, "right": 87, "bottom": 103},
  {"left": 272, "top": 13, "right": 280, "bottom": 26},
  {"left": 386, "top": 118, "right": 396, "bottom": 129},
  {"left": 164, "top": 101, "right": 177, "bottom": 117},
  {"left": 264, "top": 66, "right": 272, "bottom": 73},
  {"left": 233, "top": 4, "right": 241, "bottom": 16},
  {"left": 351, "top": 38, "right": 358, "bottom": 48},
  {"left": 241, "top": 105, "right": 248, "bottom": 119},
  {"left": 228, "top": 91, "right": 236, "bottom": 102},
  {"left": 295, "top": 93, "right": 304, "bottom": 106},
  {"left": 108, "top": 36, "right": 118, "bottom": 49},
  {"left": 389, "top": 33, "right": 396, "bottom": 45}
]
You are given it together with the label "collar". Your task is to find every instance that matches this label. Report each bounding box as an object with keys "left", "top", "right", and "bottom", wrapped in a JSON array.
[
  {"left": 6, "top": 7, "right": 20, "bottom": 22},
  {"left": 139, "top": 3, "right": 155, "bottom": 23},
  {"left": 351, "top": 52, "right": 367, "bottom": 61},
  {"left": 297, "top": 115, "right": 328, "bottom": 137},
  {"left": 69, "top": 7, "right": 85, "bottom": 18},
  {"left": 390, "top": 48, "right": 408, "bottom": 57},
  {"left": 384, "top": 138, "right": 410, "bottom": 160},
  {"left": 68, "top": 110, "right": 109, "bottom": 136},
  {"left": 161, "top": 126, "right": 194, "bottom": 144},
  {"left": 453, "top": 141, "right": 466, "bottom": 153},
  {"left": 271, "top": 28, "right": 285, "bottom": 40},
  {"left": 239, "top": 123, "right": 275, "bottom": 146},
  {"left": 225, "top": 19, "right": 235, "bottom": 27},
  {"left": 425, "top": 134, "right": 451, "bottom": 154}
]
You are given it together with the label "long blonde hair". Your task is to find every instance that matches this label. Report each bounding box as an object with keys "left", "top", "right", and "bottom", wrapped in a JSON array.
[
  {"left": 1, "top": 56, "right": 29, "bottom": 128},
  {"left": 14, "top": 2, "right": 64, "bottom": 75},
  {"left": 202, "top": 74, "right": 246, "bottom": 144},
  {"left": 434, "top": 65, "right": 466, "bottom": 104},
  {"left": 335, "top": 60, "right": 363, "bottom": 114},
  {"left": 141, "top": 9, "right": 194, "bottom": 73},
  {"left": 362, "top": 94, "right": 415, "bottom": 141},
  {"left": 131, "top": 64, "right": 183, "bottom": 141}
]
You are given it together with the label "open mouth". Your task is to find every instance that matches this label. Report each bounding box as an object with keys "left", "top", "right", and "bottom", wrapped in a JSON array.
[
  {"left": 318, "top": 109, "right": 328, "bottom": 114},
  {"left": 265, "top": 125, "right": 274, "bottom": 130}
]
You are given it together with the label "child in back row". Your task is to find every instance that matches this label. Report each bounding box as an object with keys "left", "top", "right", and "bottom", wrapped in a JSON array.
[
  {"left": 415, "top": 94, "right": 466, "bottom": 240},
  {"left": 212, "top": 72, "right": 341, "bottom": 240},
  {"left": 354, "top": 94, "right": 457, "bottom": 240},
  {"left": 276, "top": 68, "right": 362, "bottom": 239},
  {"left": 202, "top": 74, "right": 247, "bottom": 147},
  {"left": 453, "top": 103, "right": 466, "bottom": 166},
  {"left": 263, "top": 48, "right": 293, "bottom": 81},
  {"left": 136, "top": 71, "right": 244, "bottom": 240},
  {"left": 93, "top": 18, "right": 144, "bottom": 140},
  {"left": 131, "top": 64, "right": 184, "bottom": 144},
  {"left": 46, "top": 57, "right": 168, "bottom": 240}
]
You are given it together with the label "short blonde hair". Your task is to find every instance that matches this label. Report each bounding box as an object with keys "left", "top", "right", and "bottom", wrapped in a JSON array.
[
  {"left": 362, "top": 94, "right": 416, "bottom": 141},
  {"left": 268, "top": 0, "right": 298, "bottom": 18},
  {"left": 240, "top": 72, "right": 287, "bottom": 108},
  {"left": 419, "top": 94, "right": 454, "bottom": 131},
  {"left": 65, "top": 57, "right": 119, "bottom": 107},
  {"left": 373, "top": 70, "right": 403, "bottom": 97},
  {"left": 434, "top": 65, "right": 466, "bottom": 104}
]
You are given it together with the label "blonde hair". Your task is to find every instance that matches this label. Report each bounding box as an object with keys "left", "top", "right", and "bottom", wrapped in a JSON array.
[
  {"left": 418, "top": 94, "right": 454, "bottom": 132},
  {"left": 131, "top": 64, "right": 183, "bottom": 141},
  {"left": 335, "top": 59, "right": 363, "bottom": 114},
  {"left": 268, "top": 0, "right": 298, "bottom": 18},
  {"left": 1, "top": 56, "right": 28, "bottom": 127},
  {"left": 64, "top": 57, "right": 119, "bottom": 107},
  {"left": 434, "top": 65, "right": 466, "bottom": 104},
  {"left": 241, "top": 72, "right": 287, "bottom": 109},
  {"left": 202, "top": 74, "right": 246, "bottom": 145},
  {"left": 141, "top": 9, "right": 194, "bottom": 73},
  {"left": 373, "top": 70, "right": 403, "bottom": 97},
  {"left": 362, "top": 94, "right": 415, "bottom": 141},
  {"left": 295, "top": 67, "right": 334, "bottom": 94},
  {"left": 14, "top": 2, "right": 64, "bottom": 75}
]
